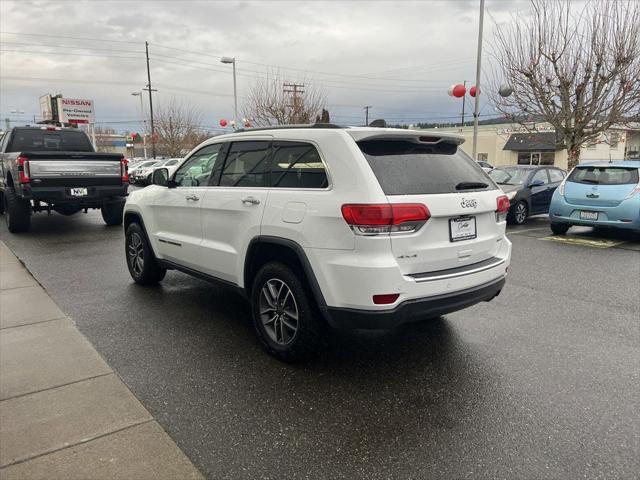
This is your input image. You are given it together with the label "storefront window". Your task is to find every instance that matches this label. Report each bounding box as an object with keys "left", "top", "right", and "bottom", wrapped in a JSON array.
[{"left": 517, "top": 151, "right": 555, "bottom": 166}]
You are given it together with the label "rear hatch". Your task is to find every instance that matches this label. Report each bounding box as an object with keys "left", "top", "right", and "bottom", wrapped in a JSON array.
[
  {"left": 355, "top": 134, "right": 504, "bottom": 275},
  {"left": 564, "top": 166, "right": 639, "bottom": 207}
]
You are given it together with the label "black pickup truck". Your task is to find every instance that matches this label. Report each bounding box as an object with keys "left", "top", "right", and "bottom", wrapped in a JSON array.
[{"left": 0, "top": 126, "right": 128, "bottom": 232}]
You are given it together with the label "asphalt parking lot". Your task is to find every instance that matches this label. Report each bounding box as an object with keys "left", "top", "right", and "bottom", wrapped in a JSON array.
[{"left": 1, "top": 210, "right": 638, "bottom": 479}]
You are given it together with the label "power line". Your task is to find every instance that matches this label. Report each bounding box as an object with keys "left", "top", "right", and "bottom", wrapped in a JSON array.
[{"left": 0, "top": 30, "right": 140, "bottom": 44}]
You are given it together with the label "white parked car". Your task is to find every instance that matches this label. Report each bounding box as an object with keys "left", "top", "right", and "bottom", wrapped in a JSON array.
[
  {"left": 123, "top": 126, "right": 511, "bottom": 361},
  {"left": 477, "top": 160, "right": 494, "bottom": 172},
  {"left": 149, "top": 158, "right": 182, "bottom": 183},
  {"left": 128, "top": 160, "right": 159, "bottom": 184}
]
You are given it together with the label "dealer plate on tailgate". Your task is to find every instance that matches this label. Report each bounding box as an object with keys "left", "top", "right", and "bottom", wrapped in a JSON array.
[
  {"left": 449, "top": 216, "right": 477, "bottom": 242},
  {"left": 70, "top": 188, "right": 88, "bottom": 197}
]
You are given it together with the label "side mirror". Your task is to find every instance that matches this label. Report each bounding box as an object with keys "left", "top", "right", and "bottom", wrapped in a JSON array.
[
  {"left": 152, "top": 168, "right": 169, "bottom": 187},
  {"left": 529, "top": 179, "right": 545, "bottom": 188}
]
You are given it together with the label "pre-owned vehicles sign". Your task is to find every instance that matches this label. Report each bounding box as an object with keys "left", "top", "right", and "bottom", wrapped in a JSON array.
[{"left": 56, "top": 98, "right": 95, "bottom": 124}]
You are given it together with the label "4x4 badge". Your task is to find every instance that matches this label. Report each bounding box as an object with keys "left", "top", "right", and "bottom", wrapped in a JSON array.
[{"left": 460, "top": 198, "right": 478, "bottom": 209}]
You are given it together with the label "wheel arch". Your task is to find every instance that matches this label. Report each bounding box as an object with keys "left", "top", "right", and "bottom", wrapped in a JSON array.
[{"left": 244, "top": 236, "right": 328, "bottom": 316}]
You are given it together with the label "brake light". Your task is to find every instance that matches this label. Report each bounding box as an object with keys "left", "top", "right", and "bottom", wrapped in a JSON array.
[
  {"left": 16, "top": 156, "right": 30, "bottom": 184},
  {"left": 495, "top": 195, "right": 510, "bottom": 222},
  {"left": 373, "top": 293, "right": 400, "bottom": 305},
  {"left": 558, "top": 180, "right": 566, "bottom": 197},
  {"left": 341, "top": 203, "right": 430, "bottom": 235},
  {"left": 121, "top": 157, "right": 129, "bottom": 183}
]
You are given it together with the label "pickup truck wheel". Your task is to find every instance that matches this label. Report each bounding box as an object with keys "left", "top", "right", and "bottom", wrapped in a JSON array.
[
  {"left": 4, "top": 187, "right": 31, "bottom": 233},
  {"left": 125, "top": 223, "right": 166, "bottom": 284},
  {"left": 101, "top": 202, "right": 124, "bottom": 226},
  {"left": 251, "top": 262, "right": 324, "bottom": 362}
]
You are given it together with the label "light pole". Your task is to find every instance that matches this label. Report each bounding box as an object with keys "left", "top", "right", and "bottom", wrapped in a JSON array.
[
  {"left": 221, "top": 57, "right": 238, "bottom": 129},
  {"left": 131, "top": 92, "right": 148, "bottom": 159},
  {"left": 471, "top": 0, "right": 485, "bottom": 160}
]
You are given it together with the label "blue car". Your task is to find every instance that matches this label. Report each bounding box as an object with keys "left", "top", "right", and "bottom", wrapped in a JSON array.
[{"left": 549, "top": 161, "right": 640, "bottom": 235}]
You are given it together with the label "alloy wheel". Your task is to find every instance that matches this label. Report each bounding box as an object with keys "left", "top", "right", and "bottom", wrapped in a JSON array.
[
  {"left": 128, "top": 232, "right": 145, "bottom": 276},
  {"left": 259, "top": 278, "right": 299, "bottom": 346},
  {"left": 515, "top": 203, "right": 527, "bottom": 224}
]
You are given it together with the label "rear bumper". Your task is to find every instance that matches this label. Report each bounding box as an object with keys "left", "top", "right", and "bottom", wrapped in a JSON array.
[
  {"left": 550, "top": 196, "right": 640, "bottom": 231},
  {"left": 23, "top": 185, "right": 128, "bottom": 206},
  {"left": 326, "top": 276, "right": 505, "bottom": 329}
]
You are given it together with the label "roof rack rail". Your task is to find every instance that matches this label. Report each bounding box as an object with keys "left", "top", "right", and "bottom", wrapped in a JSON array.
[{"left": 234, "top": 123, "right": 344, "bottom": 133}]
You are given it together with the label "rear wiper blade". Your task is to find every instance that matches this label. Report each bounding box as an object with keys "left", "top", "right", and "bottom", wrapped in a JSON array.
[{"left": 456, "top": 181, "right": 489, "bottom": 190}]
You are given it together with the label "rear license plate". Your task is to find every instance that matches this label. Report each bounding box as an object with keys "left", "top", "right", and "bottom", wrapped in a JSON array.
[
  {"left": 449, "top": 216, "right": 477, "bottom": 242},
  {"left": 70, "top": 188, "right": 88, "bottom": 197},
  {"left": 580, "top": 211, "right": 599, "bottom": 221}
]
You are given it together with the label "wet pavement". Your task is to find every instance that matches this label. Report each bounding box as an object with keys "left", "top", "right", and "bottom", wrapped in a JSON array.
[{"left": 1, "top": 210, "right": 638, "bottom": 479}]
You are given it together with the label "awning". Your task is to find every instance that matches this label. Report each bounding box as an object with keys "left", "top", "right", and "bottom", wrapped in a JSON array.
[{"left": 503, "top": 132, "right": 557, "bottom": 151}]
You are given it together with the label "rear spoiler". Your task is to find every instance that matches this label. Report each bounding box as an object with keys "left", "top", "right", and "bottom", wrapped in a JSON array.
[{"left": 346, "top": 129, "right": 465, "bottom": 145}]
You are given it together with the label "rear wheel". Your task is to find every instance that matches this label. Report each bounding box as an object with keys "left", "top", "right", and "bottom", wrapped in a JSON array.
[
  {"left": 550, "top": 223, "right": 570, "bottom": 235},
  {"left": 4, "top": 187, "right": 31, "bottom": 233},
  {"left": 251, "top": 262, "right": 324, "bottom": 362},
  {"left": 508, "top": 200, "right": 528, "bottom": 225},
  {"left": 101, "top": 201, "right": 124, "bottom": 226},
  {"left": 125, "top": 223, "right": 166, "bottom": 284}
]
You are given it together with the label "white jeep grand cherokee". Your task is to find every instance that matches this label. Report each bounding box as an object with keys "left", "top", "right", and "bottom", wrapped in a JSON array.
[{"left": 124, "top": 125, "right": 511, "bottom": 361}]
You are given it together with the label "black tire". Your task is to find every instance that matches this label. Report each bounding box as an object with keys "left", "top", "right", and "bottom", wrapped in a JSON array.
[
  {"left": 4, "top": 187, "right": 31, "bottom": 233},
  {"left": 101, "top": 201, "right": 124, "bottom": 226},
  {"left": 125, "top": 222, "right": 166, "bottom": 285},
  {"left": 251, "top": 262, "right": 324, "bottom": 362},
  {"left": 508, "top": 200, "right": 528, "bottom": 225},
  {"left": 0, "top": 192, "right": 5, "bottom": 215},
  {"left": 550, "top": 223, "right": 570, "bottom": 235}
]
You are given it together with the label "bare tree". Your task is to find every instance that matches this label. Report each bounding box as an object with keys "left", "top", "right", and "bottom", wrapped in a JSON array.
[
  {"left": 243, "top": 71, "right": 327, "bottom": 126},
  {"left": 489, "top": 0, "right": 640, "bottom": 169},
  {"left": 150, "top": 99, "right": 209, "bottom": 157},
  {"left": 92, "top": 126, "right": 118, "bottom": 153}
]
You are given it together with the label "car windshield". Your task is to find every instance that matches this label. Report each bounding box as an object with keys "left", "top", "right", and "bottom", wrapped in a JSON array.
[
  {"left": 8, "top": 129, "right": 94, "bottom": 152},
  {"left": 567, "top": 166, "right": 639, "bottom": 185},
  {"left": 489, "top": 168, "right": 531, "bottom": 185},
  {"left": 139, "top": 161, "right": 158, "bottom": 168}
]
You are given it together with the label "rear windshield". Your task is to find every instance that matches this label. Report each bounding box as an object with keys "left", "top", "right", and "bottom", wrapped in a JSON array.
[
  {"left": 358, "top": 139, "right": 494, "bottom": 195},
  {"left": 568, "top": 166, "right": 639, "bottom": 185},
  {"left": 8, "top": 129, "right": 93, "bottom": 152}
]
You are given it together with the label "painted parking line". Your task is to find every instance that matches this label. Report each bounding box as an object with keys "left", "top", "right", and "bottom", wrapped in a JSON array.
[
  {"left": 508, "top": 227, "right": 551, "bottom": 235},
  {"left": 542, "top": 235, "right": 627, "bottom": 249}
]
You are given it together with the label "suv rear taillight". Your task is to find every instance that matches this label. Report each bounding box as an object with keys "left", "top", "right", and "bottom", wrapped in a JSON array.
[
  {"left": 496, "top": 195, "right": 510, "bottom": 222},
  {"left": 16, "top": 156, "right": 30, "bottom": 184},
  {"left": 121, "top": 157, "right": 129, "bottom": 183},
  {"left": 341, "top": 203, "right": 430, "bottom": 235}
]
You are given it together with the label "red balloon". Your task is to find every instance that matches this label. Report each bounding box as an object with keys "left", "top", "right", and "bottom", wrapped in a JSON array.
[
  {"left": 219, "top": 119, "right": 228, "bottom": 127},
  {"left": 469, "top": 86, "right": 479, "bottom": 97},
  {"left": 452, "top": 84, "right": 466, "bottom": 98}
]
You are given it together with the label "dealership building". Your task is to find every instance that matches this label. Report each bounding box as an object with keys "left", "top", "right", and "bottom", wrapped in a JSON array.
[{"left": 432, "top": 122, "right": 640, "bottom": 169}]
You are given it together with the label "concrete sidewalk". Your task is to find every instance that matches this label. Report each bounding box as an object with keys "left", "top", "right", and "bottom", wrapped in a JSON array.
[{"left": 0, "top": 241, "right": 203, "bottom": 480}]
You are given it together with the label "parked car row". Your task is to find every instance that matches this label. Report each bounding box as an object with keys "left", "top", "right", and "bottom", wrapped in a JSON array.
[{"left": 129, "top": 158, "right": 183, "bottom": 185}]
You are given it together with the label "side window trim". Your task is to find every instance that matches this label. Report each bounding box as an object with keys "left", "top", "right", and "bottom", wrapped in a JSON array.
[{"left": 207, "top": 142, "right": 231, "bottom": 186}]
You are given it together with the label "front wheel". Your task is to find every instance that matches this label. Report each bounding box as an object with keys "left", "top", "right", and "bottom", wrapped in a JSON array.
[
  {"left": 101, "top": 201, "right": 124, "bottom": 226},
  {"left": 550, "top": 223, "right": 570, "bottom": 235},
  {"left": 508, "top": 200, "right": 528, "bottom": 225},
  {"left": 251, "top": 262, "right": 324, "bottom": 362},
  {"left": 4, "top": 187, "right": 31, "bottom": 233},
  {"left": 125, "top": 223, "right": 166, "bottom": 285}
]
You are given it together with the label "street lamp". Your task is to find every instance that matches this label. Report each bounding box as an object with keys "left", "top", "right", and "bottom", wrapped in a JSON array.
[
  {"left": 221, "top": 56, "right": 238, "bottom": 129},
  {"left": 131, "top": 92, "right": 148, "bottom": 159}
]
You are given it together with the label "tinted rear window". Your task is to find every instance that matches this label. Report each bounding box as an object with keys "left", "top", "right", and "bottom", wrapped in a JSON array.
[
  {"left": 358, "top": 140, "right": 494, "bottom": 195},
  {"left": 568, "top": 166, "right": 639, "bottom": 185},
  {"left": 8, "top": 129, "right": 94, "bottom": 152}
]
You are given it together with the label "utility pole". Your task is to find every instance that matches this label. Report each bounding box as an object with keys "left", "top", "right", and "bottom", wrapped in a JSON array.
[
  {"left": 144, "top": 41, "right": 157, "bottom": 158},
  {"left": 364, "top": 105, "right": 372, "bottom": 126},
  {"left": 472, "top": 0, "right": 485, "bottom": 160},
  {"left": 283, "top": 82, "right": 305, "bottom": 123}
]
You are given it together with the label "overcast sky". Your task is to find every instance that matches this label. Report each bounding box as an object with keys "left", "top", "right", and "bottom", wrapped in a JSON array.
[{"left": 0, "top": 0, "right": 531, "bottom": 133}]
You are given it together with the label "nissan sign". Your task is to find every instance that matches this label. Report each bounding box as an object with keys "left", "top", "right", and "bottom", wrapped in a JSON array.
[{"left": 56, "top": 97, "right": 95, "bottom": 124}]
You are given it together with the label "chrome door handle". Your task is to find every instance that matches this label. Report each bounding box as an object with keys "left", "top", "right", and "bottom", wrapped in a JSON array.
[
  {"left": 241, "top": 196, "right": 260, "bottom": 205},
  {"left": 186, "top": 194, "right": 200, "bottom": 201}
]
